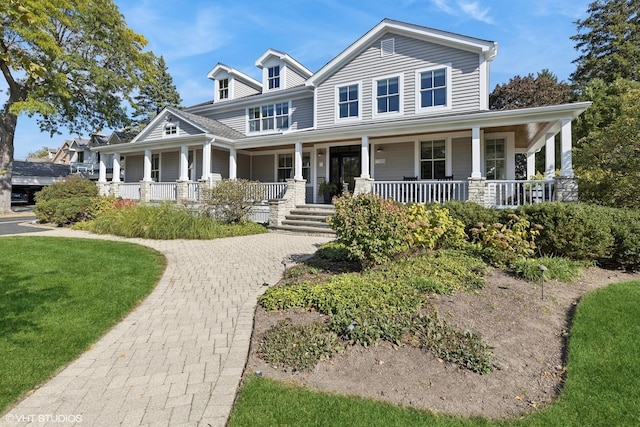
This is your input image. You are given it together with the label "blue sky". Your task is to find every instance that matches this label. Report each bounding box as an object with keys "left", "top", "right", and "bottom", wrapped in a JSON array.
[{"left": 12, "top": 0, "right": 590, "bottom": 159}]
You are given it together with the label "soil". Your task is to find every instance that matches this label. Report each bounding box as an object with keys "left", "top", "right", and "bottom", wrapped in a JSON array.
[{"left": 244, "top": 266, "right": 640, "bottom": 420}]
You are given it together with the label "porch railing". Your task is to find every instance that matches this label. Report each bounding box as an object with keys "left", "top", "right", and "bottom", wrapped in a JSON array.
[
  {"left": 245, "top": 182, "right": 288, "bottom": 202},
  {"left": 119, "top": 183, "right": 141, "bottom": 200},
  {"left": 486, "top": 180, "right": 554, "bottom": 208},
  {"left": 150, "top": 182, "right": 176, "bottom": 201},
  {"left": 373, "top": 180, "right": 469, "bottom": 204},
  {"left": 187, "top": 182, "right": 200, "bottom": 201}
]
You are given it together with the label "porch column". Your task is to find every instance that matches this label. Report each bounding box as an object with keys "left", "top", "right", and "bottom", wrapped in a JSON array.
[
  {"left": 526, "top": 151, "right": 536, "bottom": 180},
  {"left": 560, "top": 118, "right": 574, "bottom": 177},
  {"left": 179, "top": 145, "right": 189, "bottom": 181},
  {"left": 112, "top": 152, "right": 121, "bottom": 183},
  {"left": 361, "top": 136, "right": 370, "bottom": 179},
  {"left": 98, "top": 157, "right": 107, "bottom": 183},
  {"left": 471, "top": 127, "right": 481, "bottom": 178},
  {"left": 294, "top": 141, "right": 303, "bottom": 180},
  {"left": 143, "top": 149, "right": 152, "bottom": 182},
  {"left": 545, "top": 133, "right": 555, "bottom": 179},
  {"left": 201, "top": 139, "right": 212, "bottom": 180},
  {"left": 229, "top": 147, "right": 237, "bottom": 180}
]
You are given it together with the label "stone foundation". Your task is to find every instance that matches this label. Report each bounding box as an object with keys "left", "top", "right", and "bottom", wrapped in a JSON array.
[{"left": 554, "top": 176, "right": 579, "bottom": 202}]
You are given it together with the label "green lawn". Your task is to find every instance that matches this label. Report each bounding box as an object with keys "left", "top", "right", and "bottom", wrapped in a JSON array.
[
  {"left": 0, "top": 237, "right": 165, "bottom": 411},
  {"left": 229, "top": 280, "right": 640, "bottom": 427}
]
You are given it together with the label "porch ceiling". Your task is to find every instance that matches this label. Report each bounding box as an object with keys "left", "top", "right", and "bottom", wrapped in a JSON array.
[{"left": 485, "top": 122, "right": 550, "bottom": 149}]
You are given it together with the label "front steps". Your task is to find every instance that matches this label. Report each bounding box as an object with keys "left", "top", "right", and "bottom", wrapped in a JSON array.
[{"left": 271, "top": 204, "right": 336, "bottom": 236}]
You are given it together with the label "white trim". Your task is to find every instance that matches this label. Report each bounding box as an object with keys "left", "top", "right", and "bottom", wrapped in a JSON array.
[
  {"left": 335, "top": 81, "right": 362, "bottom": 123},
  {"left": 479, "top": 56, "right": 489, "bottom": 110},
  {"left": 246, "top": 100, "right": 291, "bottom": 134},
  {"left": 415, "top": 63, "right": 452, "bottom": 114},
  {"left": 163, "top": 121, "right": 179, "bottom": 138},
  {"left": 207, "top": 63, "right": 262, "bottom": 90},
  {"left": 372, "top": 73, "right": 404, "bottom": 118},
  {"left": 483, "top": 131, "right": 515, "bottom": 180},
  {"left": 415, "top": 138, "right": 448, "bottom": 180}
]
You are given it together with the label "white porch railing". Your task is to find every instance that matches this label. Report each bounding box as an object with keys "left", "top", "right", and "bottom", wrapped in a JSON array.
[
  {"left": 187, "top": 182, "right": 200, "bottom": 201},
  {"left": 373, "top": 180, "right": 469, "bottom": 204},
  {"left": 150, "top": 182, "right": 176, "bottom": 201},
  {"left": 119, "top": 183, "right": 141, "bottom": 200},
  {"left": 486, "top": 180, "right": 554, "bottom": 208},
  {"left": 245, "top": 182, "right": 288, "bottom": 202}
]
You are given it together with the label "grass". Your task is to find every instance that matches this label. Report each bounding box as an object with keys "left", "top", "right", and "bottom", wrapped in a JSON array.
[
  {"left": 229, "top": 280, "right": 640, "bottom": 427},
  {"left": 0, "top": 237, "right": 165, "bottom": 412}
]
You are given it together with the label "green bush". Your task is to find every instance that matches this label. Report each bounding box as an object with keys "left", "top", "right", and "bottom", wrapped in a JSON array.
[
  {"left": 200, "top": 179, "right": 262, "bottom": 223},
  {"left": 516, "top": 203, "right": 614, "bottom": 262},
  {"left": 405, "top": 204, "right": 466, "bottom": 250},
  {"left": 607, "top": 209, "right": 640, "bottom": 271},
  {"left": 443, "top": 201, "right": 501, "bottom": 236},
  {"left": 34, "top": 176, "right": 99, "bottom": 226},
  {"left": 470, "top": 213, "right": 540, "bottom": 268},
  {"left": 258, "top": 320, "right": 341, "bottom": 371},
  {"left": 330, "top": 193, "right": 409, "bottom": 267},
  {"left": 511, "top": 256, "right": 585, "bottom": 282}
]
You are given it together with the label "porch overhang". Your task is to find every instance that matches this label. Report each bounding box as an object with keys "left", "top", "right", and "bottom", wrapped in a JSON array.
[{"left": 91, "top": 134, "right": 233, "bottom": 155}]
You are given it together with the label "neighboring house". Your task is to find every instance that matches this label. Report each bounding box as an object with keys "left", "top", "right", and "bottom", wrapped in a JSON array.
[
  {"left": 94, "top": 19, "right": 590, "bottom": 210},
  {"left": 11, "top": 161, "right": 72, "bottom": 203},
  {"left": 52, "top": 133, "right": 131, "bottom": 179}
]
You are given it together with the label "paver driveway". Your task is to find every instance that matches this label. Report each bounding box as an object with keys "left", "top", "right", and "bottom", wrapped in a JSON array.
[{"left": 2, "top": 228, "right": 331, "bottom": 426}]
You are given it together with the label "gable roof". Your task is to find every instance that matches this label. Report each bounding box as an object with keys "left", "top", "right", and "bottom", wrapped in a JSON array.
[
  {"left": 13, "top": 161, "right": 71, "bottom": 178},
  {"left": 255, "top": 48, "right": 313, "bottom": 78},
  {"left": 307, "top": 18, "right": 498, "bottom": 87},
  {"left": 207, "top": 62, "right": 262, "bottom": 90}
]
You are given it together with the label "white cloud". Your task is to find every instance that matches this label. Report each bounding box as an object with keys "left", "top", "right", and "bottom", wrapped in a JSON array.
[{"left": 432, "top": 0, "right": 494, "bottom": 24}]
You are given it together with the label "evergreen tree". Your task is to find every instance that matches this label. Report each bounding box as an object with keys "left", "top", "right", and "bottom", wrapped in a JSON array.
[
  {"left": 131, "top": 56, "right": 182, "bottom": 130},
  {"left": 571, "top": 0, "right": 640, "bottom": 87}
]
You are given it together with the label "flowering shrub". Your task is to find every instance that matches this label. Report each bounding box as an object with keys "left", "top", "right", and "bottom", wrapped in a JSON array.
[
  {"left": 470, "top": 213, "right": 541, "bottom": 267},
  {"left": 405, "top": 204, "right": 466, "bottom": 250},
  {"left": 330, "top": 193, "right": 409, "bottom": 267}
]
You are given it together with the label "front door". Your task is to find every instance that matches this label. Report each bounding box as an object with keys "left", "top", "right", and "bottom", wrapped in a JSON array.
[{"left": 330, "top": 145, "right": 361, "bottom": 192}]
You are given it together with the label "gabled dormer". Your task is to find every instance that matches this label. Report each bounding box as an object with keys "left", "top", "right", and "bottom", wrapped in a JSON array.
[
  {"left": 255, "top": 49, "right": 313, "bottom": 93},
  {"left": 207, "top": 63, "right": 262, "bottom": 103}
]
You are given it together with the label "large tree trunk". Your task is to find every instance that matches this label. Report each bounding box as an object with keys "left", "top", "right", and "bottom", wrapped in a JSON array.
[{"left": 0, "top": 112, "right": 17, "bottom": 214}]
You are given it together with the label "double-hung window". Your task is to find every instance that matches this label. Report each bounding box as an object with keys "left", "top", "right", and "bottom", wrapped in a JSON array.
[
  {"left": 164, "top": 123, "right": 177, "bottom": 136},
  {"left": 268, "top": 66, "right": 280, "bottom": 89},
  {"left": 420, "top": 140, "right": 446, "bottom": 180},
  {"left": 218, "top": 78, "right": 229, "bottom": 100},
  {"left": 338, "top": 84, "right": 359, "bottom": 119},
  {"left": 376, "top": 77, "right": 400, "bottom": 114},
  {"left": 485, "top": 138, "right": 506, "bottom": 180},
  {"left": 418, "top": 66, "right": 449, "bottom": 110},
  {"left": 151, "top": 153, "right": 160, "bottom": 182},
  {"left": 277, "top": 153, "right": 293, "bottom": 181},
  {"left": 248, "top": 102, "right": 290, "bottom": 132}
]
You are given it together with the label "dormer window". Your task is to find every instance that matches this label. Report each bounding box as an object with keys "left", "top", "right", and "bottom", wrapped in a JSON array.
[
  {"left": 219, "top": 78, "right": 229, "bottom": 100},
  {"left": 268, "top": 66, "right": 280, "bottom": 89}
]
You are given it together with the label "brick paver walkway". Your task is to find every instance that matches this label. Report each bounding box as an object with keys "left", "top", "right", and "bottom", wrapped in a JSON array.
[{"left": 1, "top": 228, "right": 331, "bottom": 426}]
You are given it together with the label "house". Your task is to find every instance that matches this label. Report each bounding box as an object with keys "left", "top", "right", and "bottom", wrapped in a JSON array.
[
  {"left": 11, "top": 161, "right": 72, "bottom": 203},
  {"left": 93, "top": 19, "right": 590, "bottom": 218},
  {"left": 53, "top": 133, "right": 132, "bottom": 179}
]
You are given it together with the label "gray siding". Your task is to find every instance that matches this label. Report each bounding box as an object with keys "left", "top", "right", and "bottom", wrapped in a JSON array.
[
  {"left": 125, "top": 155, "right": 144, "bottom": 182},
  {"left": 144, "top": 120, "right": 205, "bottom": 140},
  {"left": 251, "top": 154, "right": 274, "bottom": 182},
  {"left": 235, "top": 80, "right": 261, "bottom": 99},
  {"left": 316, "top": 33, "right": 480, "bottom": 129},
  {"left": 286, "top": 67, "right": 307, "bottom": 88},
  {"left": 291, "top": 97, "right": 314, "bottom": 130},
  {"left": 372, "top": 141, "right": 414, "bottom": 180},
  {"left": 161, "top": 151, "right": 179, "bottom": 182},
  {"left": 212, "top": 148, "right": 229, "bottom": 178},
  {"left": 205, "top": 108, "right": 246, "bottom": 134},
  {"left": 238, "top": 153, "right": 251, "bottom": 179},
  {"left": 451, "top": 137, "right": 472, "bottom": 179}
]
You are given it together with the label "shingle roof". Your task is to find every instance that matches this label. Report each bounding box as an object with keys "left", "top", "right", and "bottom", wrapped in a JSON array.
[
  {"left": 167, "top": 107, "right": 245, "bottom": 141},
  {"left": 13, "top": 161, "right": 71, "bottom": 178}
]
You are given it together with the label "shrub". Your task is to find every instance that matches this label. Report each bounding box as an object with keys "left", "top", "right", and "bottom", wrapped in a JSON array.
[
  {"left": 443, "top": 201, "right": 501, "bottom": 236},
  {"left": 470, "top": 214, "right": 540, "bottom": 268},
  {"left": 34, "top": 176, "right": 99, "bottom": 226},
  {"left": 330, "top": 193, "right": 409, "bottom": 267},
  {"left": 516, "top": 203, "right": 614, "bottom": 262},
  {"left": 405, "top": 204, "right": 466, "bottom": 250},
  {"left": 606, "top": 209, "right": 640, "bottom": 271},
  {"left": 200, "top": 179, "right": 262, "bottom": 223},
  {"left": 258, "top": 320, "right": 341, "bottom": 371},
  {"left": 511, "top": 256, "right": 585, "bottom": 282}
]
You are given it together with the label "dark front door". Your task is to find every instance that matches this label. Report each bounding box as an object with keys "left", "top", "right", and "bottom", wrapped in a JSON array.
[{"left": 330, "top": 145, "right": 361, "bottom": 192}]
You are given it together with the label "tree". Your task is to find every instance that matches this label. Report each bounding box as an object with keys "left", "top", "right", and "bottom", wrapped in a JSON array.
[
  {"left": 573, "top": 78, "right": 640, "bottom": 208},
  {"left": 0, "top": 0, "right": 153, "bottom": 213},
  {"left": 26, "top": 146, "right": 52, "bottom": 159},
  {"left": 571, "top": 0, "right": 640, "bottom": 87},
  {"left": 131, "top": 55, "right": 182, "bottom": 130},
  {"left": 489, "top": 69, "right": 574, "bottom": 110}
]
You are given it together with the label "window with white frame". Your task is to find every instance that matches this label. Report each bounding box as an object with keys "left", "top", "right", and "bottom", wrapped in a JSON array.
[
  {"left": 338, "top": 84, "right": 359, "bottom": 119},
  {"left": 302, "top": 153, "right": 310, "bottom": 181},
  {"left": 248, "top": 102, "right": 289, "bottom": 132},
  {"left": 268, "top": 66, "right": 280, "bottom": 89},
  {"left": 420, "top": 140, "right": 446, "bottom": 180},
  {"left": 418, "top": 67, "right": 448, "bottom": 109},
  {"left": 375, "top": 76, "right": 400, "bottom": 114},
  {"left": 218, "top": 78, "right": 229, "bottom": 100},
  {"left": 277, "top": 153, "right": 293, "bottom": 181},
  {"left": 485, "top": 138, "right": 506, "bottom": 180},
  {"left": 151, "top": 153, "right": 160, "bottom": 181},
  {"left": 164, "top": 123, "right": 177, "bottom": 136}
]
